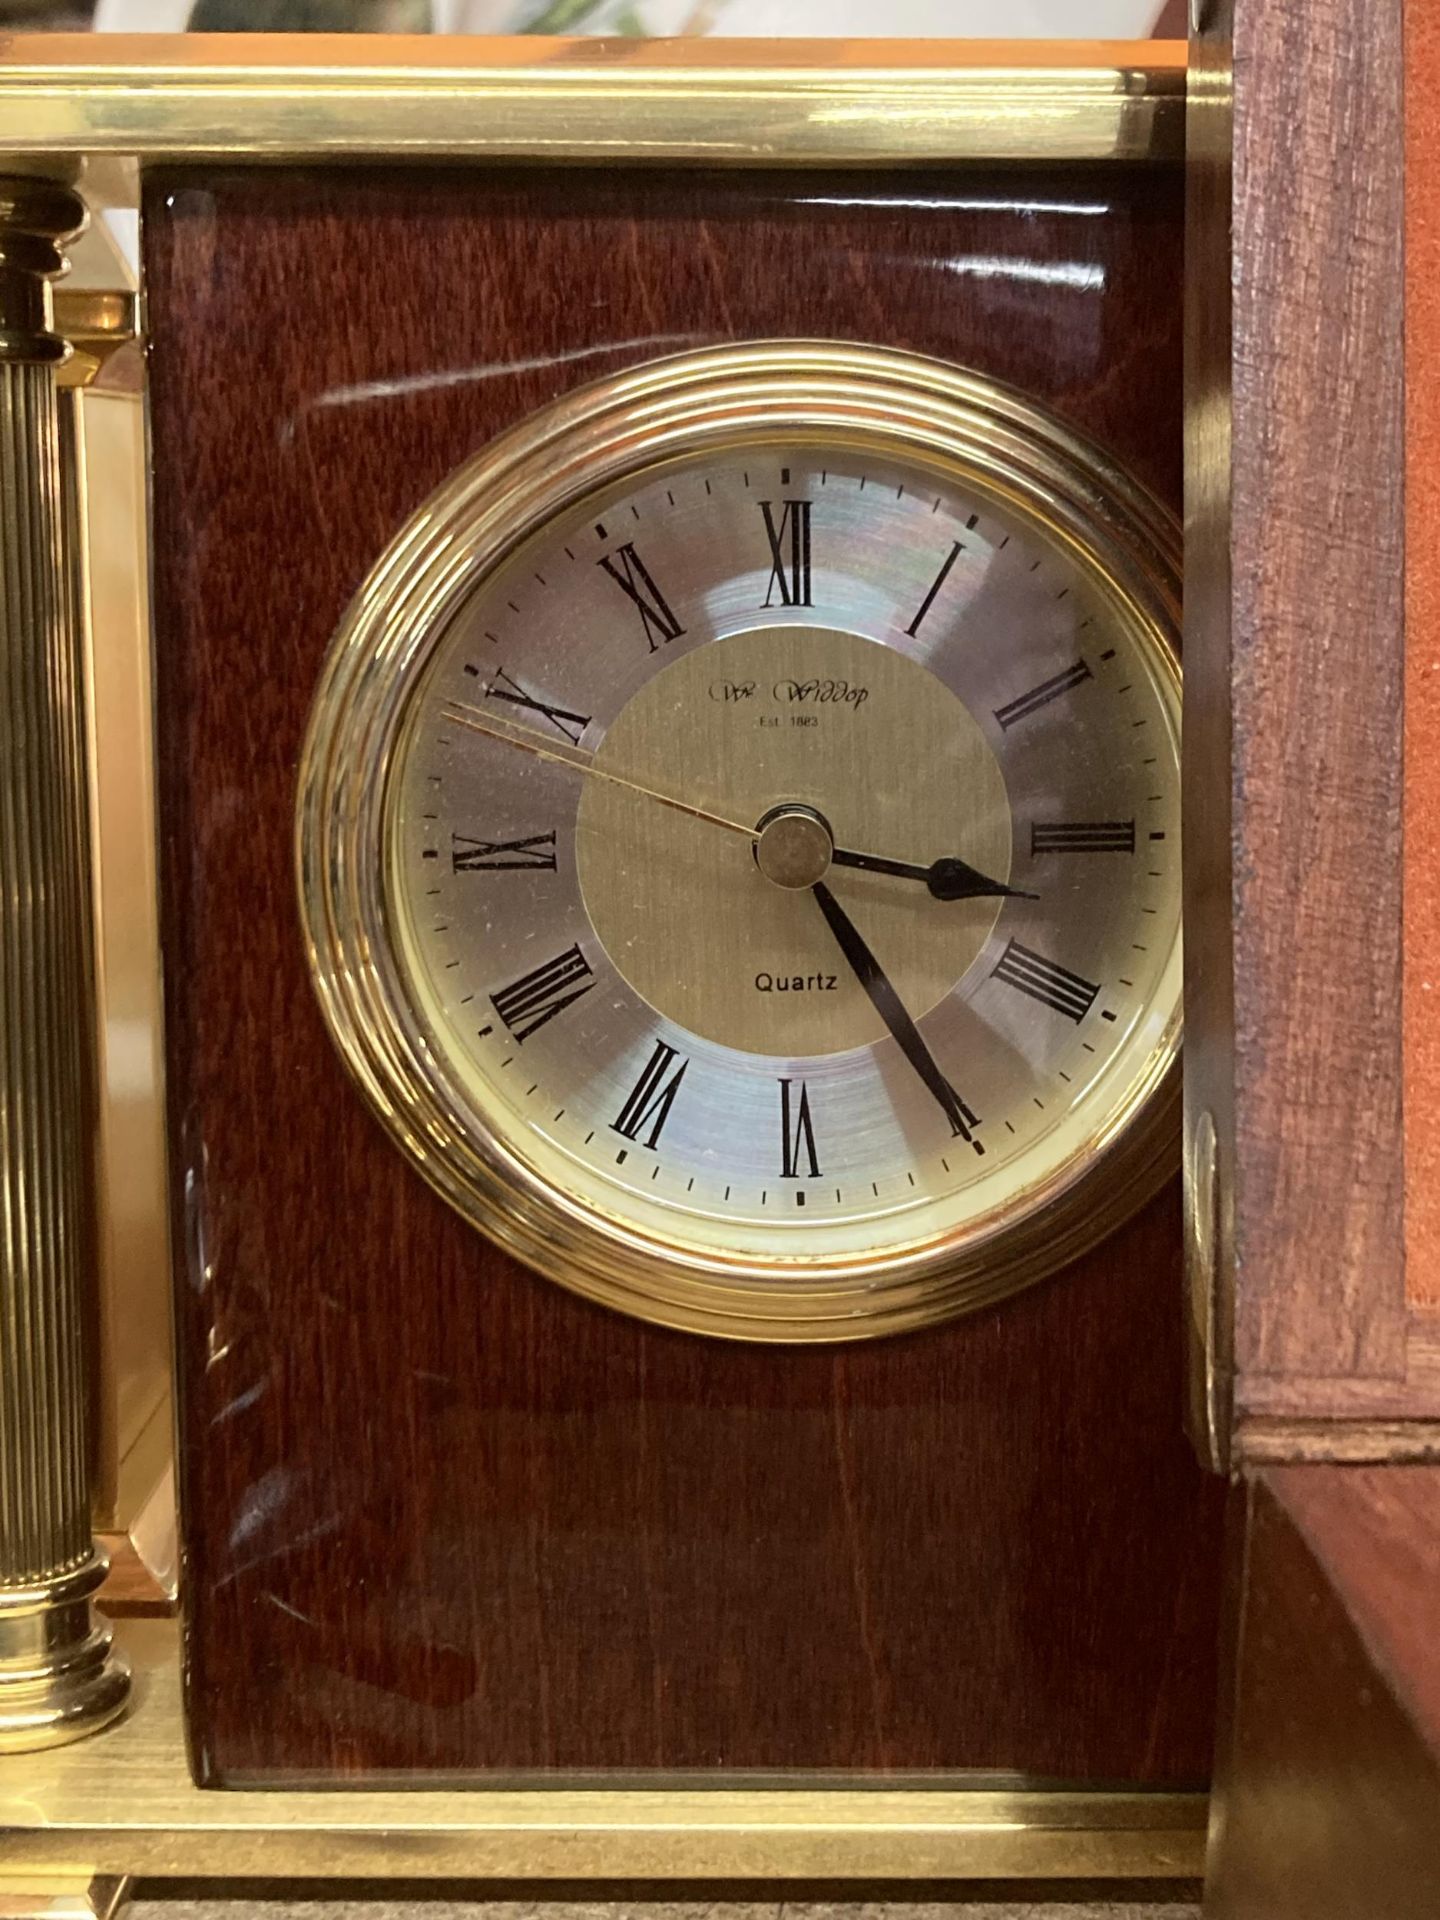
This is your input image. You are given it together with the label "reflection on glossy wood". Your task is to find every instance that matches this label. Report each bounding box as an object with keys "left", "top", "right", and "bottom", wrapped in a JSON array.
[
  {"left": 1206, "top": 1468, "right": 1440, "bottom": 1918},
  {"left": 144, "top": 164, "right": 1222, "bottom": 1783}
]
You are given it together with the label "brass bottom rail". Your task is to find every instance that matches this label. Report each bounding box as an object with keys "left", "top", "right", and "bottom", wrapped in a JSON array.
[{"left": 0, "top": 1617, "right": 1205, "bottom": 1884}]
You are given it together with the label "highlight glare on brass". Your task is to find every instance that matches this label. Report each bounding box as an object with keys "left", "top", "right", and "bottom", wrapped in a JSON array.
[{"left": 0, "top": 36, "right": 1185, "bottom": 166}]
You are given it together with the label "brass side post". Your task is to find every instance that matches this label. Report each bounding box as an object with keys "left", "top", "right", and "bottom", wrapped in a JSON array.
[{"left": 0, "top": 171, "right": 129, "bottom": 1749}]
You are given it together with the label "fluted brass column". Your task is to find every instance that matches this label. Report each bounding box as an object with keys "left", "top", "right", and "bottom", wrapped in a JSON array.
[{"left": 0, "top": 170, "right": 129, "bottom": 1749}]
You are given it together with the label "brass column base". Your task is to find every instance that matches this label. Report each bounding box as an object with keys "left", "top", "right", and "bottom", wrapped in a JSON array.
[{"left": 0, "top": 1558, "right": 128, "bottom": 1753}]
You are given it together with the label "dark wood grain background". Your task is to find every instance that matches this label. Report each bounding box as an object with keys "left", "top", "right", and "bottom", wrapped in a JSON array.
[{"left": 144, "top": 163, "right": 1223, "bottom": 1786}]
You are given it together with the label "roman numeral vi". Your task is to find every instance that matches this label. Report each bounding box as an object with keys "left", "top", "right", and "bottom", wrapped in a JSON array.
[{"left": 779, "top": 1078, "right": 820, "bottom": 1178}]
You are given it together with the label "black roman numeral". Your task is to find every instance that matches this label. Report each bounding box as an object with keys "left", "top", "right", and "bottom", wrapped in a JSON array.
[
  {"left": 451, "top": 830, "right": 557, "bottom": 873},
  {"left": 905, "top": 539, "right": 963, "bottom": 636},
  {"left": 993, "top": 659, "right": 1093, "bottom": 731},
  {"left": 759, "top": 498, "right": 812, "bottom": 608},
  {"left": 491, "top": 944, "right": 594, "bottom": 1042},
  {"left": 598, "top": 542, "right": 686, "bottom": 651},
  {"left": 612, "top": 1039, "right": 689, "bottom": 1150},
  {"left": 1030, "top": 820, "right": 1136, "bottom": 856},
  {"left": 485, "top": 667, "right": 590, "bottom": 744},
  {"left": 779, "top": 1077, "right": 820, "bottom": 1178},
  {"left": 991, "top": 939, "right": 1100, "bottom": 1023}
]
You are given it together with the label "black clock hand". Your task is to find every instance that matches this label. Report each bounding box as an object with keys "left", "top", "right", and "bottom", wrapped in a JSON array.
[
  {"left": 829, "top": 846, "right": 1036, "bottom": 903},
  {"left": 810, "top": 880, "right": 981, "bottom": 1150}
]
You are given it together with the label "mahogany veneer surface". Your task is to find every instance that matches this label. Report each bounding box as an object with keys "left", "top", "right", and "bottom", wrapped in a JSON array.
[{"left": 144, "top": 164, "right": 1224, "bottom": 1785}]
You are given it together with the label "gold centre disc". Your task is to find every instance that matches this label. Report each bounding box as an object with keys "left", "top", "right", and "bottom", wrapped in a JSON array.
[{"left": 577, "top": 626, "right": 1011, "bottom": 1057}]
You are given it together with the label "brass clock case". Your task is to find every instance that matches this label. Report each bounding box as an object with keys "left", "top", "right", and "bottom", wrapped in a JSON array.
[{"left": 297, "top": 341, "right": 1182, "bottom": 1342}]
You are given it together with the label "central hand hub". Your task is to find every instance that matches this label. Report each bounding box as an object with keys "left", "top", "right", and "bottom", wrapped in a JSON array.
[{"left": 754, "top": 803, "right": 834, "bottom": 890}]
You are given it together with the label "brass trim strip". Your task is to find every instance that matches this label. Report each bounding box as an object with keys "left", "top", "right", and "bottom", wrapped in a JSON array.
[
  {"left": 0, "top": 1615, "right": 1206, "bottom": 1882},
  {"left": 0, "top": 35, "right": 1185, "bottom": 165}
]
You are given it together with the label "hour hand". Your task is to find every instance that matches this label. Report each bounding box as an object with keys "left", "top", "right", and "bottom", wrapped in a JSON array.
[{"left": 828, "top": 845, "right": 1037, "bottom": 902}]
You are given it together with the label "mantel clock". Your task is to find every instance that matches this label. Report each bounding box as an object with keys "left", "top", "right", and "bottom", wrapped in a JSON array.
[{"left": 0, "top": 26, "right": 1301, "bottom": 1912}]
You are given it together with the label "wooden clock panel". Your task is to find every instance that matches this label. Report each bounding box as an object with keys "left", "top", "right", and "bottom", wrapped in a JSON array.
[{"left": 143, "top": 163, "right": 1224, "bottom": 1784}]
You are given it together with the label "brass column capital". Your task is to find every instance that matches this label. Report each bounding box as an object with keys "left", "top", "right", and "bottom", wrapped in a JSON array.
[{"left": 0, "top": 165, "right": 128, "bottom": 1749}]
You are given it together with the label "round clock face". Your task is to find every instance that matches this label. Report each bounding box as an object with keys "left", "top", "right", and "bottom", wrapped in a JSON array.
[{"left": 299, "top": 344, "right": 1181, "bottom": 1341}]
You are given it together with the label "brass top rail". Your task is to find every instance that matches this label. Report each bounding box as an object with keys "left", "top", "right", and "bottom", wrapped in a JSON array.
[{"left": 0, "top": 35, "right": 1185, "bottom": 165}]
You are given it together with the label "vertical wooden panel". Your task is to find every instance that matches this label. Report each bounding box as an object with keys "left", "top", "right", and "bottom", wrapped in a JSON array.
[
  {"left": 1187, "top": 0, "right": 1408, "bottom": 1443},
  {"left": 1231, "top": 0, "right": 1406, "bottom": 1379},
  {"left": 1409, "top": 0, "right": 1440, "bottom": 1312}
]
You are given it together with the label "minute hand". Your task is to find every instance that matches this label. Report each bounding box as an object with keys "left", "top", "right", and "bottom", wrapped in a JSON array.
[
  {"left": 829, "top": 846, "right": 1036, "bottom": 902},
  {"left": 811, "top": 881, "right": 981, "bottom": 1150}
]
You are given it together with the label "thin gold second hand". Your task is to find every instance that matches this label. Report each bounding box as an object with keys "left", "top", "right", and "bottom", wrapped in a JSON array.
[{"left": 439, "top": 699, "right": 755, "bottom": 841}]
